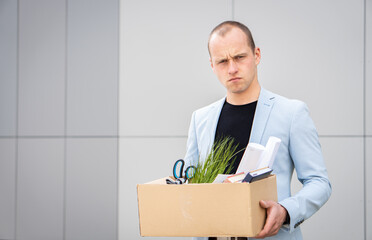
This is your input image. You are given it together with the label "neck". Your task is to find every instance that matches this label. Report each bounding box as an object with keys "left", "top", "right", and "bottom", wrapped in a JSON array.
[{"left": 226, "top": 81, "right": 261, "bottom": 105}]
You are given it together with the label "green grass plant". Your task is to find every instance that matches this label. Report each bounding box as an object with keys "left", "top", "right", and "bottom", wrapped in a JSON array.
[{"left": 189, "top": 136, "right": 242, "bottom": 184}]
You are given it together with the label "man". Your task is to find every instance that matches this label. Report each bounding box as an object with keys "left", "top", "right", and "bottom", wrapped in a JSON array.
[{"left": 184, "top": 21, "right": 331, "bottom": 240}]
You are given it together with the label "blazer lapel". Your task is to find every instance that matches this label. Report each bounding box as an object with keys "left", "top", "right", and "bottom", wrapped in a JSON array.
[
  {"left": 250, "top": 88, "right": 276, "bottom": 144},
  {"left": 202, "top": 97, "right": 225, "bottom": 158}
]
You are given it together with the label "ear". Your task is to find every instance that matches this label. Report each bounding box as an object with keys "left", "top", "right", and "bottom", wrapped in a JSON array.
[
  {"left": 210, "top": 58, "right": 214, "bottom": 69},
  {"left": 254, "top": 47, "right": 261, "bottom": 65}
]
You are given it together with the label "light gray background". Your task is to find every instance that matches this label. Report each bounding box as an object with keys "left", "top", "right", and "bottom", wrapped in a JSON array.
[
  {"left": 0, "top": 0, "right": 371, "bottom": 240},
  {"left": 0, "top": 0, "right": 118, "bottom": 239}
]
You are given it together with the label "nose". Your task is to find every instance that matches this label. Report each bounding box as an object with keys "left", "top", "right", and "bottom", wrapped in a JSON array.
[{"left": 228, "top": 60, "right": 238, "bottom": 75}]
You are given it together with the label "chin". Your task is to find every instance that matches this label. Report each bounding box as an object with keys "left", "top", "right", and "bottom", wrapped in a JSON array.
[
  {"left": 230, "top": 89, "right": 246, "bottom": 94},
  {"left": 231, "top": 86, "right": 250, "bottom": 94}
]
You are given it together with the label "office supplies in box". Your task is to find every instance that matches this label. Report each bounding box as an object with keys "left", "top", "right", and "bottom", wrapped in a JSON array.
[
  {"left": 237, "top": 136, "right": 281, "bottom": 174},
  {"left": 137, "top": 175, "right": 277, "bottom": 237},
  {"left": 242, "top": 168, "right": 273, "bottom": 183}
]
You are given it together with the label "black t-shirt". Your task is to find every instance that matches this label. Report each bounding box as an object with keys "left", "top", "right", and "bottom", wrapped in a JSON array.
[{"left": 214, "top": 100, "right": 257, "bottom": 174}]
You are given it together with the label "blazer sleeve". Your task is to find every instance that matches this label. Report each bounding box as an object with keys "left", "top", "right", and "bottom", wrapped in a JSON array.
[{"left": 278, "top": 101, "right": 332, "bottom": 233}]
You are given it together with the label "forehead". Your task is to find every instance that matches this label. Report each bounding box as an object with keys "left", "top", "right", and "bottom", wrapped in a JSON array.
[{"left": 209, "top": 27, "right": 251, "bottom": 58}]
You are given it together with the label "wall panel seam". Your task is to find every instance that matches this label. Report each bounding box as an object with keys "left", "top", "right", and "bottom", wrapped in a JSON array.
[
  {"left": 14, "top": 0, "right": 19, "bottom": 238},
  {"left": 4, "top": 136, "right": 119, "bottom": 138},
  {"left": 116, "top": 1, "right": 120, "bottom": 239},
  {"left": 363, "top": 0, "right": 367, "bottom": 239},
  {"left": 120, "top": 136, "right": 188, "bottom": 139},
  {"left": 63, "top": 0, "right": 68, "bottom": 240}
]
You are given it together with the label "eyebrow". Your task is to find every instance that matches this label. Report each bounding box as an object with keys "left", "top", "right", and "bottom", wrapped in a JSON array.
[
  {"left": 234, "top": 53, "right": 248, "bottom": 58},
  {"left": 215, "top": 52, "right": 248, "bottom": 63}
]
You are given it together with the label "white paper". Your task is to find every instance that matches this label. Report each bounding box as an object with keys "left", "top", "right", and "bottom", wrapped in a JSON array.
[
  {"left": 212, "top": 174, "right": 232, "bottom": 183},
  {"left": 236, "top": 136, "right": 281, "bottom": 174},
  {"left": 236, "top": 143, "right": 265, "bottom": 174},
  {"left": 256, "top": 137, "right": 281, "bottom": 169}
]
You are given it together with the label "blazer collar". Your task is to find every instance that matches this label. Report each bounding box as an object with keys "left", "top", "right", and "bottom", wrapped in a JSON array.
[{"left": 250, "top": 88, "right": 276, "bottom": 144}]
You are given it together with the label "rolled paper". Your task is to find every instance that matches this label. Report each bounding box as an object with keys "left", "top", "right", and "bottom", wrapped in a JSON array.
[
  {"left": 236, "top": 142, "right": 265, "bottom": 174},
  {"left": 257, "top": 137, "right": 281, "bottom": 169}
]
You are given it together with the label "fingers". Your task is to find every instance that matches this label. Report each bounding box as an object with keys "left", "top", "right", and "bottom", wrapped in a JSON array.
[
  {"left": 255, "top": 200, "right": 287, "bottom": 238},
  {"left": 255, "top": 212, "right": 276, "bottom": 238}
]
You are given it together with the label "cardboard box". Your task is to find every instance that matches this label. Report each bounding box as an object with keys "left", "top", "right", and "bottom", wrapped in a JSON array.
[{"left": 137, "top": 175, "right": 277, "bottom": 237}]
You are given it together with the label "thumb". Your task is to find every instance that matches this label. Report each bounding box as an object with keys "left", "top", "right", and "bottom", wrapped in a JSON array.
[{"left": 259, "top": 200, "right": 269, "bottom": 208}]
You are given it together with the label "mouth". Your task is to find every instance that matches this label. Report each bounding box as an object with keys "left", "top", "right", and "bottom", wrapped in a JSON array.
[{"left": 228, "top": 77, "right": 241, "bottom": 82}]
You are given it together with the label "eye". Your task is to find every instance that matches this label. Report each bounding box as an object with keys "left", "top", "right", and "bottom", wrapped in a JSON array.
[
  {"left": 218, "top": 59, "right": 227, "bottom": 64},
  {"left": 235, "top": 55, "right": 245, "bottom": 60}
]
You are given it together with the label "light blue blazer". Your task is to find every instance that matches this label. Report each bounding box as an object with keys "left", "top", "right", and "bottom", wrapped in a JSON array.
[{"left": 184, "top": 88, "right": 332, "bottom": 240}]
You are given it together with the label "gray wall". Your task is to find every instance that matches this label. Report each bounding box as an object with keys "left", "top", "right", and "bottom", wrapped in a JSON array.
[
  {"left": 1, "top": 0, "right": 372, "bottom": 240},
  {"left": 119, "top": 0, "right": 372, "bottom": 240},
  {"left": 0, "top": 0, "right": 118, "bottom": 240}
]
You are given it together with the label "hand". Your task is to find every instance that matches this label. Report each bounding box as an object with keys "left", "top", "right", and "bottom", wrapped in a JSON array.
[{"left": 255, "top": 200, "right": 288, "bottom": 239}]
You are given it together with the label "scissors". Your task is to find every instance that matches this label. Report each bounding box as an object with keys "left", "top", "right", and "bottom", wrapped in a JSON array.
[{"left": 166, "top": 159, "right": 196, "bottom": 184}]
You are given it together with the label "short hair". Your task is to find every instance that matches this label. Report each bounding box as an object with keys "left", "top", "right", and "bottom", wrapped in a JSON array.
[{"left": 208, "top": 21, "right": 256, "bottom": 55}]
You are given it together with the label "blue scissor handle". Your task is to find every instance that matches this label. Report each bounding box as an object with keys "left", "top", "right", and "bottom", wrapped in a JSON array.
[
  {"left": 184, "top": 166, "right": 197, "bottom": 179},
  {"left": 173, "top": 159, "right": 184, "bottom": 179},
  {"left": 173, "top": 159, "right": 196, "bottom": 180}
]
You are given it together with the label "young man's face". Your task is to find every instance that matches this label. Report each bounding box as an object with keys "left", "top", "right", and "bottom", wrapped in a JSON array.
[{"left": 209, "top": 27, "right": 261, "bottom": 97}]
